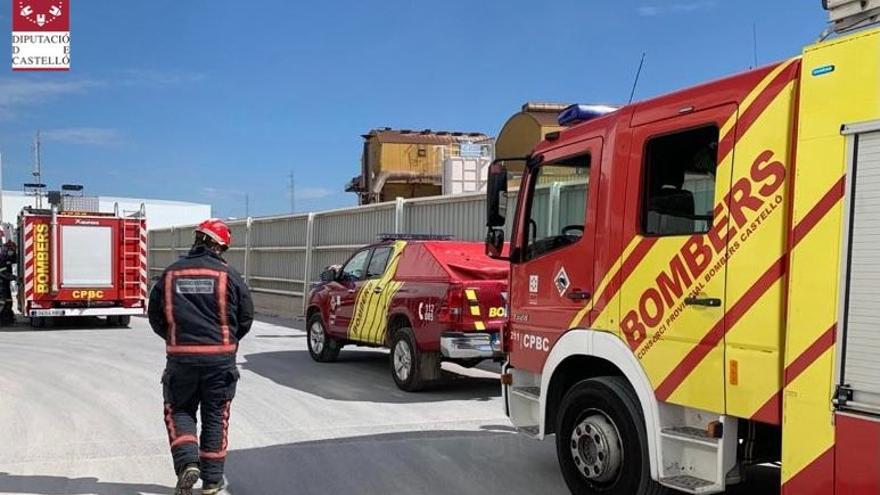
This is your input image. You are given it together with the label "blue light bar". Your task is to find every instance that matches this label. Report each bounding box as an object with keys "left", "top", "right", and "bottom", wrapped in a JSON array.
[{"left": 557, "top": 104, "right": 618, "bottom": 126}]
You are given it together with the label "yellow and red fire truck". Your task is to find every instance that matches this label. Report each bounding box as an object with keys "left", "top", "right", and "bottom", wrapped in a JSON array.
[
  {"left": 484, "top": 3, "right": 880, "bottom": 494},
  {"left": 19, "top": 196, "right": 147, "bottom": 328}
]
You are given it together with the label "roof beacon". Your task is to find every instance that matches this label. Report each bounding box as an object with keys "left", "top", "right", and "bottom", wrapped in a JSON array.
[{"left": 557, "top": 104, "right": 618, "bottom": 127}]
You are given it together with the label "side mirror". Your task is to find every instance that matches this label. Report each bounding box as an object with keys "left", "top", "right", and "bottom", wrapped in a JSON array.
[
  {"left": 485, "top": 227, "right": 505, "bottom": 259},
  {"left": 486, "top": 161, "right": 508, "bottom": 228},
  {"left": 319, "top": 266, "right": 339, "bottom": 282}
]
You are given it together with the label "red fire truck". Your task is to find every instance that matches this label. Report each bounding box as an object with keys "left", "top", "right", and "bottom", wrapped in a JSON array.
[
  {"left": 484, "top": 3, "right": 880, "bottom": 495},
  {"left": 18, "top": 199, "right": 148, "bottom": 328}
]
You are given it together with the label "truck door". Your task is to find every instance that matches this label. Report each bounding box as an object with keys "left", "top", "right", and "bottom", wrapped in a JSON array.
[
  {"left": 508, "top": 137, "right": 601, "bottom": 371},
  {"left": 328, "top": 247, "right": 372, "bottom": 337},
  {"left": 348, "top": 243, "right": 405, "bottom": 345},
  {"left": 620, "top": 104, "right": 736, "bottom": 414}
]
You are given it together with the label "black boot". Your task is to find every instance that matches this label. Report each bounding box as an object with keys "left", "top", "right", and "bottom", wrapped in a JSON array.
[
  {"left": 174, "top": 463, "right": 200, "bottom": 495},
  {"left": 201, "top": 478, "right": 226, "bottom": 495}
]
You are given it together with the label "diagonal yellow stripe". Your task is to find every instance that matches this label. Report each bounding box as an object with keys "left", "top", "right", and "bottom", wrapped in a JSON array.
[
  {"left": 720, "top": 57, "right": 798, "bottom": 137},
  {"left": 567, "top": 236, "right": 640, "bottom": 329}
]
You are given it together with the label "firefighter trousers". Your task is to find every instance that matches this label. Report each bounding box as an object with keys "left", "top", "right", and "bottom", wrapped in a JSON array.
[
  {"left": 0, "top": 280, "right": 14, "bottom": 325},
  {"left": 161, "top": 361, "right": 239, "bottom": 483}
]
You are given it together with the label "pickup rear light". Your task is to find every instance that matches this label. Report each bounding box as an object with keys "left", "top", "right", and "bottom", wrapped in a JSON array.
[{"left": 438, "top": 283, "right": 464, "bottom": 324}]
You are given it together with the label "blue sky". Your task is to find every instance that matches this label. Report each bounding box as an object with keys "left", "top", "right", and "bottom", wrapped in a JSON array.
[{"left": 0, "top": 1, "right": 826, "bottom": 218}]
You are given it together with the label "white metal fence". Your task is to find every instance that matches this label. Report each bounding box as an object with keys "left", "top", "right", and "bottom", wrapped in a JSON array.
[
  {"left": 149, "top": 181, "right": 588, "bottom": 317},
  {"left": 149, "top": 192, "right": 496, "bottom": 317}
]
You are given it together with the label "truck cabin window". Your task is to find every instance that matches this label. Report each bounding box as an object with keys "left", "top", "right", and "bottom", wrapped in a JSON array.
[
  {"left": 524, "top": 154, "right": 590, "bottom": 260},
  {"left": 341, "top": 249, "right": 371, "bottom": 282},
  {"left": 642, "top": 125, "right": 718, "bottom": 236},
  {"left": 366, "top": 246, "right": 392, "bottom": 279}
]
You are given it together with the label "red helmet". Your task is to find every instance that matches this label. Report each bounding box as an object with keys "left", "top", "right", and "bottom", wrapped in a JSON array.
[{"left": 195, "top": 218, "right": 232, "bottom": 247}]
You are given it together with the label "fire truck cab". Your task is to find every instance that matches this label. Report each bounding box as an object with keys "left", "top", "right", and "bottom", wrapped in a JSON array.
[{"left": 486, "top": 7, "right": 880, "bottom": 495}]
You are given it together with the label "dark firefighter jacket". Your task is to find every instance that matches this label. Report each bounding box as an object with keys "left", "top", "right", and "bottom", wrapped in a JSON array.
[{"left": 148, "top": 246, "right": 254, "bottom": 363}]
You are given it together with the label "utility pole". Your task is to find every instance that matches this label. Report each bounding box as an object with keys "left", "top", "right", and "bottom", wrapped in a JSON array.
[
  {"left": 245, "top": 192, "right": 250, "bottom": 218},
  {"left": 288, "top": 170, "right": 295, "bottom": 214}
]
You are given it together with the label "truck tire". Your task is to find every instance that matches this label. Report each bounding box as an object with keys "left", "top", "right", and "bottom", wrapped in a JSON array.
[
  {"left": 107, "top": 315, "right": 131, "bottom": 328},
  {"left": 390, "top": 327, "right": 440, "bottom": 392},
  {"left": 30, "top": 316, "right": 46, "bottom": 328},
  {"left": 306, "top": 313, "right": 340, "bottom": 363},
  {"left": 555, "top": 376, "right": 666, "bottom": 495}
]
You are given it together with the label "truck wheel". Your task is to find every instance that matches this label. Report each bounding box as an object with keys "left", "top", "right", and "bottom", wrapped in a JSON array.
[
  {"left": 390, "top": 327, "right": 440, "bottom": 392},
  {"left": 107, "top": 315, "right": 131, "bottom": 327},
  {"left": 555, "top": 376, "right": 666, "bottom": 495},
  {"left": 307, "top": 313, "right": 340, "bottom": 362},
  {"left": 30, "top": 316, "right": 45, "bottom": 328}
]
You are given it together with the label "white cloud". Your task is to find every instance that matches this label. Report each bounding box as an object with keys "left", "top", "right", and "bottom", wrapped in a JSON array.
[
  {"left": 42, "top": 127, "right": 122, "bottom": 146},
  {"left": 0, "top": 68, "right": 202, "bottom": 119},
  {"left": 638, "top": 1, "right": 716, "bottom": 16},
  {"left": 0, "top": 78, "right": 100, "bottom": 118},
  {"left": 201, "top": 187, "right": 247, "bottom": 199},
  {"left": 293, "top": 187, "right": 334, "bottom": 201}
]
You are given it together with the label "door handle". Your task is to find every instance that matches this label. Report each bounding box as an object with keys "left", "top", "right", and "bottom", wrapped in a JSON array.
[
  {"left": 373, "top": 287, "right": 384, "bottom": 294},
  {"left": 684, "top": 297, "right": 722, "bottom": 307},
  {"left": 566, "top": 289, "right": 591, "bottom": 301}
]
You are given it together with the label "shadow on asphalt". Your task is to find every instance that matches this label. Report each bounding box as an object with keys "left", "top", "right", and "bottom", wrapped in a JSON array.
[
  {"left": 223, "top": 429, "right": 779, "bottom": 495},
  {"left": 0, "top": 472, "right": 170, "bottom": 495},
  {"left": 224, "top": 429, "right": 564, "bottom": 495},
  {"left": 0, "top": 316, "right": 133, "bottom": 333},
  {"left": 241, "top": 349, "right": 500, "bottom": 403}
]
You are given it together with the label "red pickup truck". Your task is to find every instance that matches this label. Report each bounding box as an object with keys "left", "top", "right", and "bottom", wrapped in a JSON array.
[{"left": 306, "top": 235, "right": 508, "bottom": 391}]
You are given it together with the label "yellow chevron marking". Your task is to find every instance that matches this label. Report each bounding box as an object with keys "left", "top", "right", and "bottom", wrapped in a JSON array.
[
  {"left": 475, "top": 321, "right": 486, "bottom": 331},
  {"left": 465, "top": 289, "right": 481, "bottom": 316}
]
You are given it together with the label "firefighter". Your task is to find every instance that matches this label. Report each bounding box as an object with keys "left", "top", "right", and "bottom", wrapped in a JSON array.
[
  {"left": 148, "top": 218, "right": 254, "bottom": 495},
  {"left": 0, "top": 240, "right": 17, "bottom": 326}
]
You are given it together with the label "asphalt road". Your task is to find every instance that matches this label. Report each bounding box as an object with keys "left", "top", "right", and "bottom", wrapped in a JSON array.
[{"left": 0, "top": 316, "right": 778, "bottom": 495}]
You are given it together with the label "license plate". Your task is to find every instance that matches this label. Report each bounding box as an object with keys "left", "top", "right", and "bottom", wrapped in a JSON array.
[{"left": 31, "top": 309, "right": 64, "bottom": 317}]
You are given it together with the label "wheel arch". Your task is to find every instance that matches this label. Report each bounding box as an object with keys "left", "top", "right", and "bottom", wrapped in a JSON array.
[
  {"left": 306, "top": 304, "right": 322, "bottom": 321},
  {"left": 539, "top": 329, "right": 661, "bottom": 481},
  {"left": 385, "top": 312, "right": 412, "bottom": 346}
]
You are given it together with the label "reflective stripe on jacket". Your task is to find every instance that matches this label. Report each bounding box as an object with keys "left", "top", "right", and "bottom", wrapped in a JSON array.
[{"left": 148, "top": 246, "right": 254, "bottom": 358}]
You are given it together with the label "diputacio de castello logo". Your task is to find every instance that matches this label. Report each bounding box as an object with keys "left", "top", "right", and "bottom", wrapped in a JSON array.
[{"left": 12, "top": 0, "right": 70, "bottom": 71}]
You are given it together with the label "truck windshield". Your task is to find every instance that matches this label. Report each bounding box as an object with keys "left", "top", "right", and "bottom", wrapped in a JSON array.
[{"left": 524, "top": 154, "right": 590, "bottom": 260}]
